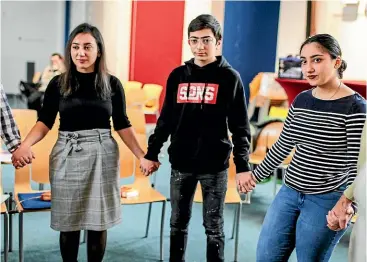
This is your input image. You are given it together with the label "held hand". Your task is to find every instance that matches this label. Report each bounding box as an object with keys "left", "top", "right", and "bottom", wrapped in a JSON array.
[
  {"left": 327, "top": 195, "right": 354, "bottom": 231},
  {"left": 326, "top": 210, "right": 341, "bottom": 231},
  {"left": 11, "top": 144, "right": 35, "bottom": 169},
  {"left": 236, "top": 171, "right": 257, "bottom": 193},
  {"left": 140, "top": 158, "right": 160, "bottom": 176}
]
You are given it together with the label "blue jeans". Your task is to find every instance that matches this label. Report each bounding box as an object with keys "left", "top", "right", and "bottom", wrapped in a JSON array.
[
  {"left": 169, "top": 169, "right": 228, "bottom": 262},
  {"left": 257, "top": 185, "right": 349, "bottom": 262}
]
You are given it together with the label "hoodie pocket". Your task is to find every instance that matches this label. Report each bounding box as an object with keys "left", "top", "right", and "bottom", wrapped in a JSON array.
[
  {"left": 201, "top": 138, "right": 232, "bottom": 166},
  {"left": 168, "top": 138, "right": 197, "bottom": 162}
]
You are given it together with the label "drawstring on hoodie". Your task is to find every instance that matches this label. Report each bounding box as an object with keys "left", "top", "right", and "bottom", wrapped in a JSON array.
[
  {"left": 186, "top": 82, "right": 191, "bottom": 102},
  {"left": 185, "top": 82, "right": 208, "bottom": 110},
  {"left": 200, "top": 83, "right": 208, "bottom": 110}
]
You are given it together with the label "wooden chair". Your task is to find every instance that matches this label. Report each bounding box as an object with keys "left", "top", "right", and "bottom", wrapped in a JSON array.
[
  {"left": 11, "top": 109, "right": 37, "bottom": 138},
  {"left": 125, "top": 87, "right": 146, "bottom": 108},
  {"left": 14, "top": 132, "right": 57, "bottom": 262},
  {"left": 126, "top": 107, "right": 147, "bottom": 135},
  {"left": 250, "top": 122, "right": 286, "bottom": 164},
  {"left": 248, "top": 73, "right": 288, "bottom": 125},
  {"left": 142, "top": 84, "right": 163, "bottom": 118},
  {"left": 124, "top": 81, "right": 145, "bottom": 108},
  {"left": 249, "top": 121, "right": 294, "bottom": 196},
  {"left": 125, "top": 80, "right": 143, "bottom": 91},
  {"left": 193, "top": 154, "right": 242, "bottom": 262},
  {"left": 112, "top": 131, "right": 167, "bottom": 261}
]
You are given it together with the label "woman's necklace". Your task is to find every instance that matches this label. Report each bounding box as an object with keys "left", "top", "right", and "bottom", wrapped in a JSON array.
[{"left": 314, "top": 81, "right": 342, "bottom": 100}]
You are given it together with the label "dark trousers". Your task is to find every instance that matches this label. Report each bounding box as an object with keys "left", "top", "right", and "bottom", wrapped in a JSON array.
[
  {"left": 59, "top": 230, "right": 107, "bottom": 262},
  {"left": 169, "top": 169, "right": 228, "bottom": 262}
]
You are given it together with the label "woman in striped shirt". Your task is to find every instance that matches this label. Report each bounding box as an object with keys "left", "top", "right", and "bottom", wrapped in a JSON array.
[{"left": 237, "top": 34, "right": 366, "bottom": 261}]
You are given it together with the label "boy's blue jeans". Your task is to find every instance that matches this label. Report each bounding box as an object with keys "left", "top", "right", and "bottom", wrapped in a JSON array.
[{"left": 257, "top": 185, "right": 349, "bottom": 262}]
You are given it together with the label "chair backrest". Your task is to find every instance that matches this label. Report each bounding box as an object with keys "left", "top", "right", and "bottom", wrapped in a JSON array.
[
  {"left": 112, "top": 131, "right": 135, "bottom": 179},
  {"left": 30, "top": 132, "right": 57, "bottom": 184},
  {"left": 265, "top": 122, "right": 285, "bottom": 149},
  {"left": 143, "top": 84, "right": 163, "bottom": 108},
  {"left": 133, "top": 134, "right": 151, "bottom": 186},
  {"left": 125, "top": 88, "right": 146, "bottom": 107},
  {"left": 14, "top": 132, "right": 57, "bottom": 191},
  {"left": 249, "top": 73, "right": 263, "bottom": 103},
  {"left": 253, "top": 122, "right": 284, "bottom": 155},
  {"left": 125, "top": 81, "right": 143, "bottom": 91},
  {"left": 126, "top": 107, "right": 146, "bottom": 135},
  {"left": 261, "top": 73, "right": 288, "bottom": 101},
  {"left": 12, "top": 109, "right": 37, "bottom": 138},
  {"left": 112, "top": 132, "right": 147, "bottom": 180}
]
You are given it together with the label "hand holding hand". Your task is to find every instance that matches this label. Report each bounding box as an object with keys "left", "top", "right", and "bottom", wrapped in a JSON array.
[
  {"left": 236, "top": 171, "right": 257, "bottom": 193},
  {"left": 140, "top": 158, "right": 160, "bottom": 176},
  {"left": 327, "top": 195, "right": 354, "bottom": 231},
  {"left": 11, "top": 144, "right": 35, "bottom": 169}
]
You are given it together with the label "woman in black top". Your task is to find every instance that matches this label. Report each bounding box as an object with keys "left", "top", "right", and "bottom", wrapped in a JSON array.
[{"left": 12, "top": 23, "right": 158, "bottom": 262}]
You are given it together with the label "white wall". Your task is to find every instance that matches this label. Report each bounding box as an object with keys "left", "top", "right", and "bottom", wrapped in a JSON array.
[
  {"left": 181, "top": 0, "right": 213, "bottom": 64},
  {"left": 181, "top": 0, "right": 225, "bottom": 64},
  {"left": 96, "top": 1, "right": 132, "bottom": 83},
  {"left": 1, "top": 1, "right": 65, "bottom": 94},
  {"left": 275, "top": 0, "right": 307, "bottom": 71},
  {"left": 316, "top": 1, "right": 367, "bottom": 80},
  {"left": 69, "top": 1, "right": 132, "bottom": 84},
  {"left": 69, "top": 1, "right": 88, "bottom": 33}
]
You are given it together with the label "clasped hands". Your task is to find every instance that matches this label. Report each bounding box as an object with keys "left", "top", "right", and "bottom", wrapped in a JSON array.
[
  {"left": 236, "top": 171, "right": 257, "bottom": 193},
  {"left": 326, "top": 195, "right": 354, "bottom": 231},
  {"left": 139, "top": 158, "right": 160, "bottom": 176},
  {"left": 11, "top": 144, "right": 35, "bottom": 169}
]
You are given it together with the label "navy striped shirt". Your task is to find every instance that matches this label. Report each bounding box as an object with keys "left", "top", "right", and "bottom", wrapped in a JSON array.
[{"left": 253, "top": 89, "right": 366, "bottom": 194}]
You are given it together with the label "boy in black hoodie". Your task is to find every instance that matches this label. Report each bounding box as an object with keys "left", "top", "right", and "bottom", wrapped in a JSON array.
[{"left": 141, "top": 14, "right": 253, "bottom": 261}]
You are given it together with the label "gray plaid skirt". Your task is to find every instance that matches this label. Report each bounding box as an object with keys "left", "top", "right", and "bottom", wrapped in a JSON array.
[{"left": 49, "top": 129, "right": 121, "bottom": 232}]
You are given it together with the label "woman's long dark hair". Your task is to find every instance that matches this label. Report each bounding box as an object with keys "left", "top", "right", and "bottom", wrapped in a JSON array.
[{"left": 60, "top": 23, "right": 110, "bottom": 99}]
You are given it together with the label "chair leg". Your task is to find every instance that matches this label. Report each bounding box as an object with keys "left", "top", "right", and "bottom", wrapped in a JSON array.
[
  {"left": 151, "top": 172, "right": 157, "bottom": 188},
  {"left": 19, "top": 213, "right": 24, "bottom": 262},
  {"left": 8, "top": 193, "right": 13, "bottom": 252},
  {"left": 234, "top": 203, "right": 242, "bottom": 262},
  {"left": 145, "top": 203, "right": 153, "bottom": 238},
  {"left": 160, "top": 201, "right": 166, "bottom": 261},
  {"left": 80, "top": 230, "right": 87, "bottom": 244},
  {"left": 3, "top": 213, "right": 9, "bottom": 262},
  {"left": 231, "top": 205, "right": 238, "bottom": 239}
]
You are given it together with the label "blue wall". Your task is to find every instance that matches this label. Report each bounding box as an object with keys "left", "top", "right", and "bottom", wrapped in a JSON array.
[
  {"left": 64, "top": 0, "right": 71, "bottom": 47},
  {"left": 223, "top": 1, "right": 280, "bottom": 106}
]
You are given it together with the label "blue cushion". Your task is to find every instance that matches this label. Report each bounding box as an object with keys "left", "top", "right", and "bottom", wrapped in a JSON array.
[{"left": 18, "top": 192, "right": 51, "bottom": 210}]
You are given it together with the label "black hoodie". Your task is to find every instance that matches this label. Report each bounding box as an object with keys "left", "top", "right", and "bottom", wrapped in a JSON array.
[{"left": 145, "top": 56, "right": 251, "bottom": 174}]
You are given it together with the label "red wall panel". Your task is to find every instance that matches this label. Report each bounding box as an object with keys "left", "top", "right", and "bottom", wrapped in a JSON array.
[{"left": 129, "top": 1, "right": 185, "bottom": 114}]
